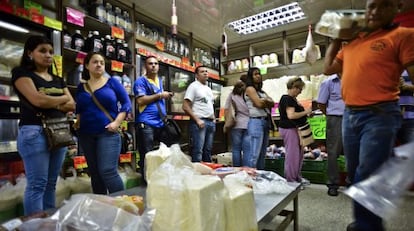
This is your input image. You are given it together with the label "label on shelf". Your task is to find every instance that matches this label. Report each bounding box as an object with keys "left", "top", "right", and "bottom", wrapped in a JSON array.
[
  {"left": 66, "top": 7, "right": 85, "bottom": 27},
  {"left": 52, "top": 55, "right": 63, "bottom": 77},
  {"left": 111, "top": 60, "right": 124, "bottom": 73},
  {"left": 44, "top": 16, "right": 62, "bottom": 30},
  {"left": 111, "top": 26, "right": 124, "bottom": 40},
  {"left": 75, "top": 52, "right": 87, "bottom": 64}
]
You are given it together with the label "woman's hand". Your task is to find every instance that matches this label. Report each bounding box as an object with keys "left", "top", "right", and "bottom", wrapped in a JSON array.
[{"left": 105, "top": 121, "right": 120, "bottom": 133}]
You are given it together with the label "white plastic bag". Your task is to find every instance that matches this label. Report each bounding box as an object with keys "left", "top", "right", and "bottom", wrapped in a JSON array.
[{"left": 302, "top": 25, "right": 319, "bottom": 65}]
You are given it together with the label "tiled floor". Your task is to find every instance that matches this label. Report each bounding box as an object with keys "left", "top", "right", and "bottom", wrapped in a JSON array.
[{"left": 270, "top": 183, "right": 414, "bottom": 231}]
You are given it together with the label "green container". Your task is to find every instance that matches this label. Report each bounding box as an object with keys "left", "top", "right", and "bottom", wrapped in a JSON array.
[
  {"left": 301, "top": 159, "right": 327, "bottom": 172},
  {"left": 265, "top": 158, "right": 284, "bottom": 177},
  {"left": 301, "top": 170, "right": 328, "bottom": 184},
  {"left": 337, "top": 155, "right": 347, "bottom": 172}
]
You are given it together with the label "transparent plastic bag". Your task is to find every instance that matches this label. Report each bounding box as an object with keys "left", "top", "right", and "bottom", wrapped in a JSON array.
[
  {"left": 18, "top": 193, "right": 155, "bottom": 231},
  {"left": 344, "top": 142, "right": 414, "bottom": 218}
]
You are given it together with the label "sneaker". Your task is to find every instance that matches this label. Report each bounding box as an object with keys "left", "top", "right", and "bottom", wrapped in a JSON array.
[
  {"left": 300, "top": 178, "right": 311, "bottom": 186},
  {"left": 327, "top": 188, "right": 339, "bottom": 196}
]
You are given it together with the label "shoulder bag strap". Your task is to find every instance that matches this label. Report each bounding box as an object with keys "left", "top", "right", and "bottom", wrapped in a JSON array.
[
  {"left": 84, "top": 83, "right": 114, "bottom": 122},
  {"left": 146, "top": 78, "right": 167, "bottom": 121}
]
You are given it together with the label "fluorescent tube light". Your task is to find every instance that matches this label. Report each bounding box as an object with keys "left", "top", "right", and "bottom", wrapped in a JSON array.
[
  {"left": 0, "top": 20, "right": 29, "bottom": 33},
  {"left": 227, "top": 2, "right": 306, "bottom": 35}
]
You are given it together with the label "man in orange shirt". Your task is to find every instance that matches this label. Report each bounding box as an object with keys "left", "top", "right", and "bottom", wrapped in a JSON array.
[{"left": 324, "top": 0, "right": 414, "bottom": 230}]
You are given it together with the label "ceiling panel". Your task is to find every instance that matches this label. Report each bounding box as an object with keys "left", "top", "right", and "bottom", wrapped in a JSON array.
[{"left": 127, "top": 0, "right": 366, "bottom": 48}]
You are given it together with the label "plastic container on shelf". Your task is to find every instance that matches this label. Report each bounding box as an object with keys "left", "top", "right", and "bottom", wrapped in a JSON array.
[
  {"left": 103, "top": 35, "right": 116, "bottom": 60},
  {"left": 105, "top": 2, "right": 115, "bottom": 27},
  {"left": 71, "top": 29, "right": 84, "bottom": 51},
  {"left": 90, "top": 0, "right": 106, "bottom": 23}
]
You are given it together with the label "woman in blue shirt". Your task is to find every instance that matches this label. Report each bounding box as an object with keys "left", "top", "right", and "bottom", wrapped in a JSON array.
[{"left": 75, "top": 52, "right": 131, "bottom": 194}]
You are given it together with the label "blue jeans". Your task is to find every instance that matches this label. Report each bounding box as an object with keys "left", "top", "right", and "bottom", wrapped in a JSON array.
[
  {"left": 189, "top": 119, "right": 216, "bottom": 162},
  {"left": 231, "top": 128, "right": 248, "bottom": 167},
  {"left": 135, "top": 122, "right": 171, "bottom": 181},
  {"left": 343, "top": 102, "right": 401, "bottom": 231},
  {"left": 244, "top": 118, "right": 269, "bottom": 169},
  {"left": 17, "top": 125, "right": 67, "bottom": 215},
  {"left": 397, "top": 119, "right": 414, "bottom": 145},
  {"left": 78, "top": 131, "right": 124, "bottom": 194}
]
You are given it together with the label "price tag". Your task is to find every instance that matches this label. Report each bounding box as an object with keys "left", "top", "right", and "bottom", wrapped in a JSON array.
[
  {"left": 75, "top": 51, "right": 87, "bottom": 64},
  {"left": 52, "top": 55, "right": 63, "bottom": 77},
  {"left": 43, "top": 16, "right": 62, "bottom": 31},
  {"left": 155, "top": 41, "right": 165, "bottom": 51},
  {"left": 119, "top": 153, "right": 132, "bottom": 163},
  {"left": 307, "top": 116, "right": 326, "bottom": 139},
  {"left": 111, "top": 60, "right": 124, "bottom": 72},
  {"left": 111, "top": 26, "right": 124, "bottom": 40}
]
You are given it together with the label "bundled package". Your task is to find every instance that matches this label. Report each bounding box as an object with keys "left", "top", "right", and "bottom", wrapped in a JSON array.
[
  {"left": 315, "top": 10, "right": 365, "bottom": 39},
  {"left": 147, "top": 145, "right": 226, "bottom": 231}
]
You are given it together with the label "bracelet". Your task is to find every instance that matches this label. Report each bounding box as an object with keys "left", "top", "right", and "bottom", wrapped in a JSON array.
[
  {"left": 159, "top": 93, "right": 162, "bottom": 99},
  {"left": 56, "top": 105, "right": 60, "bottom": 110}
]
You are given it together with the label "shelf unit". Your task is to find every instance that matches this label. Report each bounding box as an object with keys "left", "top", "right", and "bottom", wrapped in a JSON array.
[{"left": 221, "top": 27, "right": 329, "bottom": 85}]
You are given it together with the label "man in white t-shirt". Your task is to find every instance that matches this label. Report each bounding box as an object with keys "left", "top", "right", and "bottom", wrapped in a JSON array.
[{"left": 182, "top": 66, "right": 216, "bottom": 162}]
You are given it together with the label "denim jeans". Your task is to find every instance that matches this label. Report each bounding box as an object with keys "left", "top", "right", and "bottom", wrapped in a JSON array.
[
  {"left": 244, "top": 118, "right": 269, "bottom": 169},
  {"left": 17, "top": 125, "right": 67, "bottom": 215},
  {"left": 231, "top": 128, "right": 248, "bottom": 167},
  {"left": 343, "top": 102, "right": 401, "bottom": 231},
  {"left": 135, "top": 122, "right": 171, "bottom": 181},
  {"left": 397, "top": 119, "right": 414, "bottom": 145},
  {"left": 78, "top": 131, "right": 124, "bottom": 194},
  {"left": 189, "top": 119, "right": 216, "bottom": 162}
]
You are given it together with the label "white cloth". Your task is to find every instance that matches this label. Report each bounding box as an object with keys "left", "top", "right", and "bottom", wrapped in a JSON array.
[{"left": 184, "top": 80, "right": 215, "bottom": 119}]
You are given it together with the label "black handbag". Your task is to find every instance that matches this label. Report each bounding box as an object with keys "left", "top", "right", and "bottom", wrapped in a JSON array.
[{"left": 41, "top": 116, "right": 76, "bottom": 151}]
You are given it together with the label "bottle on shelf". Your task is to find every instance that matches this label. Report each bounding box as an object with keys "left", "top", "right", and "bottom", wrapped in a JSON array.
[
  {"left": 71, "top": 30, "right": 85, "bottom": 51},
  {"left": 114, "top": 6, "right": 125, "bottom": 29},
  {"left": 103, "top": 35, "right": 116, "bottom": 60},
  {"left": 123, "top": 11, "right": 132, "bottom": 33},
  {"left": 122, "top": 73, "right": 131, "bottom": 94},
  {"left": 105, "top": 2, "right": 115, "bottom": 26},
  {"left": 90, "top": 0, "right": 106, "bottom": 23},
  {"left": 63, "top": 30, "right": 72, "bottom": 49},
  {"left": 115, "top": 39, "right": 126, "bottom": 63},
  {"left": 112, "top": 72, "right": 122, "bottom": 84},
  {"left": 123, "top": 42, "right": 132, "bottom": 64},
  {"left": 91, "top": 31, "right": 103, "bottom": 53}
]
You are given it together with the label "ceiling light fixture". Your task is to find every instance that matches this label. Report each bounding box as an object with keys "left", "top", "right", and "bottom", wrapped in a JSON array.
[
  {"left": 0, "top": 20, "right": 29, "bottom": 33},
  {"left": 227, "top": 2, "right": 306, "bottom": 35}
]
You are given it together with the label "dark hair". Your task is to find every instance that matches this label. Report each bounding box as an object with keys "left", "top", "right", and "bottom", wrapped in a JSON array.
[
  {"left": 245, "top": 67, "right": 263, "bottom": 91},
  {"left": 232, "top": 80, "right": 246, "bottom": 95},
  {"left": 240, "top": 74, "right": 247, "bottom": 83},
  {"left": 20, "top": 36, "right": 53, "bottom": 71},
  {"left": 195, "top": 65, "right": 207, "bottom": 74},
  {"left": 81, "top": 52, "right": 106, "bottom": 80},
  {"left": 286, "top": 77, "right": 305, "bottom": 89}
]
